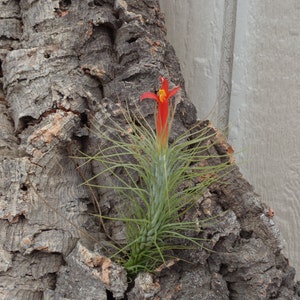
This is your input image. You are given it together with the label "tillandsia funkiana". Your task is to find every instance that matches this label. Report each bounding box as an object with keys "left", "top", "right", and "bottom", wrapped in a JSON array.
[{"left": 81, "top": 77, "right": 230, "bottom": 277}]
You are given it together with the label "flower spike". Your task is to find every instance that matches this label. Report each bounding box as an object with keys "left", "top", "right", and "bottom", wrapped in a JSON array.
[{"left": 140, "top": 77, "right": 180, "bottom": 147}]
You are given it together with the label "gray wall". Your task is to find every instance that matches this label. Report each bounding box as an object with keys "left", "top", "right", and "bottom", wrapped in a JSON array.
[{"left": 160, "top": 0, "right": 300, "bottom": 279}]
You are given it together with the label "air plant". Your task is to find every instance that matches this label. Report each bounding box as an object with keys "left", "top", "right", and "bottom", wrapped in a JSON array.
[{"left": 80, "top": 77, "right": 230, "bottom": 277}]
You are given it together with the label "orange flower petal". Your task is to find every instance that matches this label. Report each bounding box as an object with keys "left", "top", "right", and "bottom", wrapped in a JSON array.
[{"left": 140, "top": 92, "right": 159, "bottom": 102}]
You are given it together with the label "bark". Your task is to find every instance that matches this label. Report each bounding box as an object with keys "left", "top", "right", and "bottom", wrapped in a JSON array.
[{"left": 0, "top": 0, "right": 299, "bottom": 299}]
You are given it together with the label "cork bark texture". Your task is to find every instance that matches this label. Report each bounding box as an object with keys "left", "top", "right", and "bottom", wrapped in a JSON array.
[{"left": 0, "top": 0, "right": 299, "bottom": 299}]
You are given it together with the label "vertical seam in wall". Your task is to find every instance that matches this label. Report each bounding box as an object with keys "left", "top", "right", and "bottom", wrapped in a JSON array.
[{"left": 217, "top": 0, "right": 237, "bottom": 132}]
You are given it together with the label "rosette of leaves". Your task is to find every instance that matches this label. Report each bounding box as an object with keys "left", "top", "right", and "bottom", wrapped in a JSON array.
[{"left": 79, "top": 78, "right": 230, "bottom": 277}]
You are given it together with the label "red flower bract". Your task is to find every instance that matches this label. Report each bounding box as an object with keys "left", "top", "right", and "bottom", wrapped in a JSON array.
[{"left": 140, "top": 77, "right": 180, "bottom": 147}]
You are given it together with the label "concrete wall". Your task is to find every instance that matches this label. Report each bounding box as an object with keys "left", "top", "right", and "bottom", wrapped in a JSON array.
[{"left": 160, "top": 0, "right": 300, "bottom": 279}]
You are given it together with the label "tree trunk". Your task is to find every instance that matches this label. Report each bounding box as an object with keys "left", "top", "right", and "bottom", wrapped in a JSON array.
[{"left": 0, "top": 0, "right": 299, "bottom": 299}]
